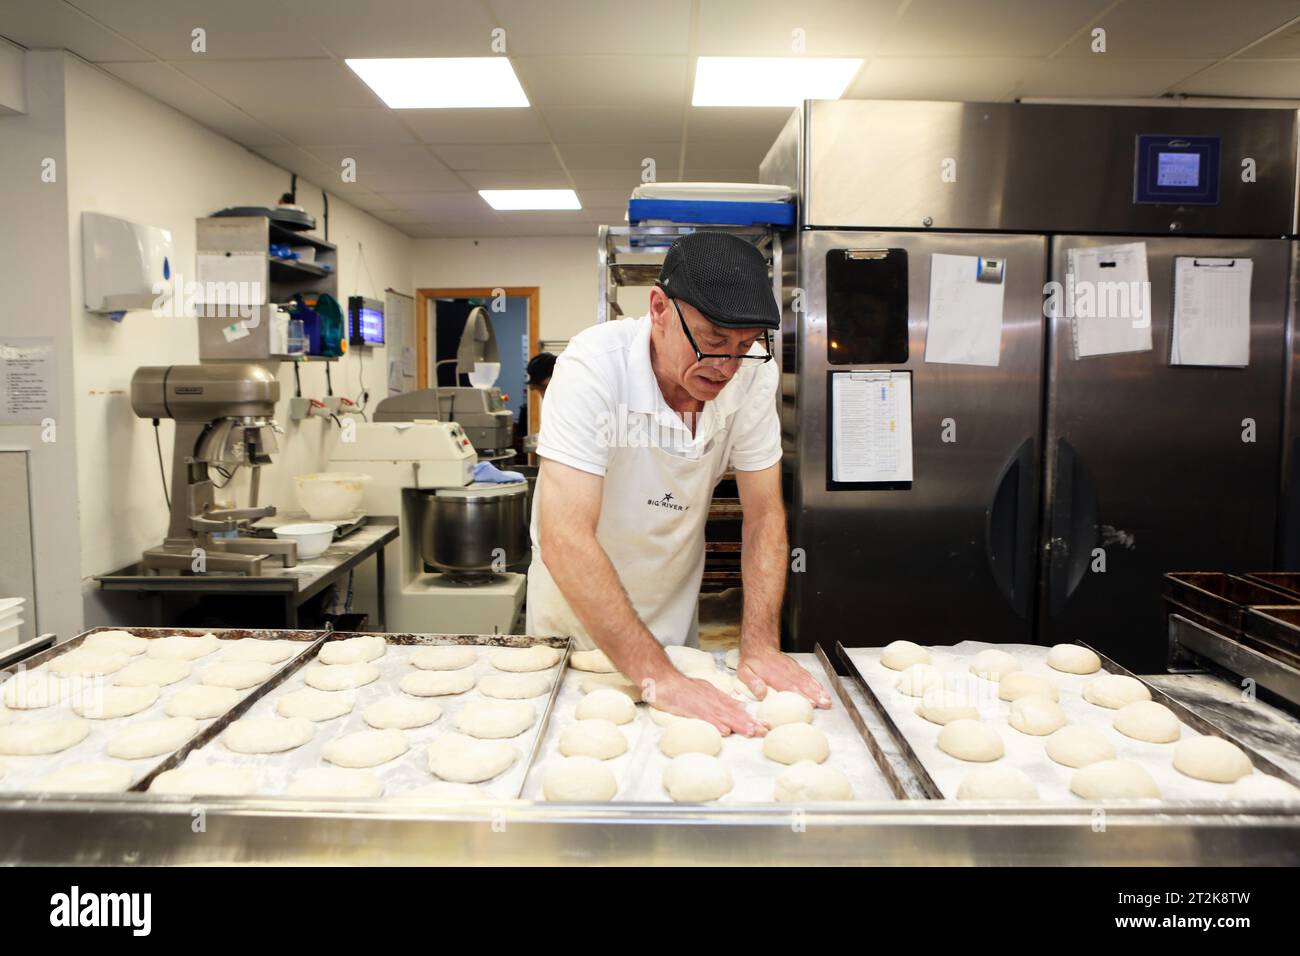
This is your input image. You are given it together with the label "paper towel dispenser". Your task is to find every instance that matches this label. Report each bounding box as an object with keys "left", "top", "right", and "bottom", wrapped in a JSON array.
[{"left": 82, "top": 211, "right": 174, "bottom": 319}]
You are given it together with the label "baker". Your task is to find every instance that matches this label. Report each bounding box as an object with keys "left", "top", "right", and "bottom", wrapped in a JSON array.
[{"left": 527, "top": 232, "right": 830, "bottom": 735}]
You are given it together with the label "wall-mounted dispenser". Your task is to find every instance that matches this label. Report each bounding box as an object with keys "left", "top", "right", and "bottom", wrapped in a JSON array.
[{"left": 82, "top": 211, "right": 174, "bottom": 320}]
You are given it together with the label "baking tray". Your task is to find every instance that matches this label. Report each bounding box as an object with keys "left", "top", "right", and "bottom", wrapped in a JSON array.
[
  {"left": 0, "top": 626, "right": 328, "bottom": 795},
  {"left": 838, "top": 639, "right": 1300, "bottom": 802},
  {"left": 1243, "top": 607, "right": 1300, "bottom": 664},
  {"left": 1245, "top": 572, "right": 1300, "bottom": 601},
  {"left": 157, "top": 631, "right": 571, "bottom": 800},
  {"left": 1162, "top": 571, "right": 1296, "bottom": 637}
]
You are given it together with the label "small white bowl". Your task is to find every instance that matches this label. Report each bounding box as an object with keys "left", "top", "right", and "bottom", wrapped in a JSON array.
[{"left": 274, "top": 522, "right": 337, "bottom": 560}]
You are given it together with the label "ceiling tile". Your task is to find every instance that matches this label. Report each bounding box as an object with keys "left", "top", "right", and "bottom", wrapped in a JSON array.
[
  {"left": 459, "top": 169, "right": 574, "bottom": 188},
  {"left": 1240, "top": 20, "right": 1300, "bottom": 58},
  {"left": 1018, "top": 58, "right": 1215, "bottom": 98},
  {"left": 568, "top": 169, "right": 649, "bottom": 189},
  {"left": 66, "top": 0, "right": 315, "bottom": 59},
  {"left": 1054, "top": 1, "right": 1300, "bottom": 59},
  {"left": 684, "top": 138, "right": 773, "bottom": 168},
  {"left": 334, "top": 191, "right": 397, "bottom": 212},
  {"left": 247, "top": 109, "right": 417, "bottom": 146},
  {"left": 304, "top": 145, "right": 465, "bottom": 190},
  {"left": 848, "top": 57, "right": 1041, "bottom": 101},
  {"left": 879, "top": 0, "right": 1112, "bottom": 57},
  {"left": 0, "top": 0, "right": 149, "bottom": 61},
  {"left": 402, "top": 108, "right": 548, "bottom": 145},
  {"left": 1168, "top": 59, "right": 1300, "bottom": 98},
  {"left": 678, "top": 166, "right": 762, "bottom": 182},
  {"left": 173, "top": 58, "right": 384, "bottom": 112},
  {"left": 248, "top": 144, "right": 338, "bottom": 185},
  {"left": 289, "top": 0, "right": 496, "bottom": 58},
  {"left": 373, "top": 191, "right": 488, "bottom": 220},
  {"left": 431, "top": 142, "right": 561, "bottom": 171},
  {"left": 544, "top": 107, "right": 684, "bottom": 143},
  {"left": 514, "top": 55, "right": 689, "bottom": 110},
  {"left": 695, "top": 0, "right": 901, "bottom": 56},
  {"left": 557, "top": 141, "right": 681, "bottom": 170},
  {"left": 493, "top": 0, "right": 693, "bottom": 55}
]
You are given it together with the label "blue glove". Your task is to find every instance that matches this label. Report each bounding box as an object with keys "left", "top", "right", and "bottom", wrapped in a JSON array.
[{"left": 473, "top": 461, "right": 526, "bottom": 484}]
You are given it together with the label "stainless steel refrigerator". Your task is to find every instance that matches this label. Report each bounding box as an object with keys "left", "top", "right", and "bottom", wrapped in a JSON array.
[{"left": 761, "top": 100, "right": 1299, "bottom": 672}]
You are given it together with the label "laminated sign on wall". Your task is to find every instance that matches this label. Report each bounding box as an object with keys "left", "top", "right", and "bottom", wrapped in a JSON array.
[
  {"left": 924, "top": 253, "right": 1006, "bottom": 367},
  {"left": 1066, "top": 242, "right": 1153, "bottom": 359}
]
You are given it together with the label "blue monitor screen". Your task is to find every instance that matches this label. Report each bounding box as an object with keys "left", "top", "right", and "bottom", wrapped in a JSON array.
[
  {"left": 356, "top": 307, "right": 384, "bottom": 345},
  {"left": 1157, "top": 151, "right": 1200, "bottom": 188}
]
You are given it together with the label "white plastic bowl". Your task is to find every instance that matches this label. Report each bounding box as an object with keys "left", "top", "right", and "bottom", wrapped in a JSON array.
[
  {"left": 274, "top": 522, "right": 337, "bottom": 560},
  {"left": 293, "top": 473, "right": 370, "bottom": 520},
  {"left": 468, "top": 361, "right": 500, "bottom": 388}
]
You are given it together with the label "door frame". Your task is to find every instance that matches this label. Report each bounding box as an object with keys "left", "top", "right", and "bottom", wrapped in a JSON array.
[{"left": 415, "top": 287, "right": 541, "bottom": 433}]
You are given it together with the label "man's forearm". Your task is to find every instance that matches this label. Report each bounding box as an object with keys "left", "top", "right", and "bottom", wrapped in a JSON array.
[
  {"left": 541, "top": 530, "right": 673, "bottom": 686},
  {"left": 739, "top": 506, "right": 787, "bottom": 650}
]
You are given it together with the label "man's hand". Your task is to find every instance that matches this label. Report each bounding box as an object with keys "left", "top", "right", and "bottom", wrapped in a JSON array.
[
  {"left": 647, "top": 671, "right": 766, "bottom": 737},
  {"left": 736, "top": 644, "right": 832, "bottom": 709}
]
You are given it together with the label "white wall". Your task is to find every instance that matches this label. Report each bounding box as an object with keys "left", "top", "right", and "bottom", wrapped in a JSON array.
[
  {"left": 60, "top": 56, "right": 413, "bottom": 625},
  {"left": 0, "top": 50, "right": 83, "bottom": 642}
]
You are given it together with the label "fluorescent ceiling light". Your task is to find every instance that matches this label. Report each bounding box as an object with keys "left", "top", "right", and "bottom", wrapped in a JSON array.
[
  {"left": 345, "top": 58, "right": 529, "bottom": 108},
  {"left": 692, "top": 57, "right": 862, "bottom": 107},
  {"left": 479, "top": 189, "right": 581, "bottom": 211}
]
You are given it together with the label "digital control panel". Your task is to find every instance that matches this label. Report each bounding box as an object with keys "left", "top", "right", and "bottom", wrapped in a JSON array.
[{"left": 1134, "top": 134, "right": 1220, "bottom": 205}]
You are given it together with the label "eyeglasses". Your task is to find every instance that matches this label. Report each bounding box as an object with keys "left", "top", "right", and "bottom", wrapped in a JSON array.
[{"left": 671, "top": 300, "right": 772, "bottom": 367}]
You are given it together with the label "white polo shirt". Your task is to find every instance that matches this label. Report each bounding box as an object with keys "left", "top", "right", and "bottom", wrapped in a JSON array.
[{"left": 526, "top": 313, "right": 781, "bottom": 649}]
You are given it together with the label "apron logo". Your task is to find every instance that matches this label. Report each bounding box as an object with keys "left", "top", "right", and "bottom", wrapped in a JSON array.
[{"left": 647, "top": 491, "right": 687, "bottom": 512}]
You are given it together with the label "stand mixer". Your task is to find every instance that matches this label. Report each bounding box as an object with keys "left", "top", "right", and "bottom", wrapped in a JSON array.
[{"left": 131, "top": 364, "right": 296, "bottom": 575}]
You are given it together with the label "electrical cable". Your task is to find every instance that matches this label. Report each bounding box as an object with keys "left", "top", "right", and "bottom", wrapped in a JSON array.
[{"left": 153, "top": 419, "right": 170, "bottom": 510}]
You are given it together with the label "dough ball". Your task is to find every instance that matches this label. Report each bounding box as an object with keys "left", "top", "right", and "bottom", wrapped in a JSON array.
[
  {"left": 304, "top": 662, "right": 380, "bottom": 691},
  {"left": 489, "top": 645, "right": 561, "bottom": 673},
  {"left": 649, "top": 707, "right": 687, "bottom": 727},
  {"left": 146, "top": 633, "right": 220, "bottom": 661},
  {"left": 285, "top": 768, "right": 384, "bottom": 798},
  {"left": 2, "top": 671, "right": 68, "bottom": 709},
  {"left": 1083, "top": 674, "right": 1151, "bottom": 709},
  {"left": 1228, "top": 773, "right": 1300, "bottom": 802},
  {"left": 166, "top": 685, "right": 240, "bottom": 720},
  {"left": 1113, "top": 700, "right": 1180, "bottom": 743},
  {"left": 663, "top": 752, "right": 732, "bottom": 802},
  {"left": 201, "top": 661, "right": 275, "bottom": 690},
  {"left": 319, "top": 635, "right": 386, "bottom": 665},
  {"left": 559, "top": 718, "right": 627, "bottom": 759},
  {"left": 411, "top": 644, "right": 478, "bottom": 670},
  {"left": 72, "top": 684, "right": 159, "bottom": 720},
  {"left": 659, "top": 717, "right": 722, "bottom": 757},
  {"left": 579, "top": 672, "right": 642, "bottom": 702},
  {"left": 363, "top": 695, "right": 442, "bottom": 730},
  {"left": 664, "top": 645, "right": 716, "bottom": 677},
  {"left": 34, "top": 762, "right": 133, "bottom": 793},
  {"left": 763, "top": 722, "right": 830, "bottom": 765},
  {"left": 276, "top": 687, "right": 354, "bottom": 721},
  {"left": 937, "top": 719, "right": 1004, "bottom": 762},
  {"left": 895, "top": 665, "right": 943, "bottom": 698},
  {"left": 998, "top": 671, "right": 1058, "bottom": 702},
  {"left": 400, "top": 670, "right": 475, "bottom": 697},
  {"left": 1047, "top": 643, "right": 1101, "bottom": 675},
  {"left": 569, "top": 649, "right": 616, "bottom": 673},
  {"left": 221, "top": 639, "right": 297, "bottom": 664},
  {"left": 915, "top": 688, "right": 980, "bottom": 725},
  {"left": 150, "top": 765, "right": 257, "bottom": 796},
  {"left": 48, "top": 648, "right": 129, "bottom": 677},
  {"left": 969, "top": 649, "right": 1020, "bottom": 680},
  {"left": 1007, "top": 695, "right": 1066, "bottom": 736},
  {"left": 223, "top": 716, "right": 314, "bottom": 754},
  {"left": 758, "top": 690, "right": 814, "bottom": 728},
  {"left": 1045, "top": 725, "right": 1117, "bottom": 768},
  {"left": 399, "top": 782, "right": 483, "bottom": 801},
  {"left": 0, "top": 718, "right": 90, "bottom": 755},
  {"left": 880, "top": 640, "right": 930, "bottom": 671},
  {"left": 477, "top": 672, "right": 551, "bottom": 700},
  {"left": 106, "top": 717, "right": 197, "bottom": 759},
  {"left": 1070, "top": 760, "right": 1160, "bottom": 800},
  {"left": 575, "top": 688, "right": 636, "bottom": 724},
  {"left": 114, "top": 658, "right": 191, "bottom": 687},
  {"left": 956, "top": 765, "right": 1039, "bottom": 800},
  {"left": 83, "top": 630, "right": 148, "bottom": 656},
  {"left": 1173, "top": 735, "right": 1253, "bottom": 783},
  {"left": 773, "top": 760, "right": 853, "bottom": 802},
  {"left": 323, "top": 728, "right": 408, "bottom": 768},
  {"left": 542, "top": 756, "right": 618, "bottom": 801},
  {"left": 426, "top": 732, "right": 517, "bottom": 783},
  {"left": 724, "top": 648, "right": 740, "bottom": 670},
  {"left": 455, "top": 699, "right": 536, "bottom": 739}
]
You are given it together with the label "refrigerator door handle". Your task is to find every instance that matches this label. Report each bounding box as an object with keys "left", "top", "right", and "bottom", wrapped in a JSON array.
[
  {"left": 1048, "top": 437, "right": 1101, "bottom": 618},
  {"left": 985, "top": 437, "right": 1035, "bottom": 618}
]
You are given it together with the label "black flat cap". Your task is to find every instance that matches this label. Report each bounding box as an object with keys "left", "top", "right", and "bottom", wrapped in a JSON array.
[{"left": 656, "top": 232, "right": 779, "bottom": 330}]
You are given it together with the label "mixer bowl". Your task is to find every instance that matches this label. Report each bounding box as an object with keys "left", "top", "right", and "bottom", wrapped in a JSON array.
[{"left": 415, "top": 484, "right": 528, "bottom": 578}]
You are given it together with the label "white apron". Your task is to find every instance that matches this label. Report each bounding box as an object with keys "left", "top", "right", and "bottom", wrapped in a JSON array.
[{"left": 526, "top": 402, "right": 737, "bottom": 650}]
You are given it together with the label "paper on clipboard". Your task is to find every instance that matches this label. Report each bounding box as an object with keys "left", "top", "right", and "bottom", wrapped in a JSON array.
[
  {"left": 831, "top": 371, "right": 913, "bottom": 483},
  {"left": 1066, "top": 242, "right": 1153, "bottom": 359},
  {"left": 1171, "top": 257, "right": 1252, "bottom": 368},
  {"left": 925, "top": 253, "right": 1006, "bottom": 367}
]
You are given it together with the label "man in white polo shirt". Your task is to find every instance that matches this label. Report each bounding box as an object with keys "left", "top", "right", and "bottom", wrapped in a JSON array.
[{"left": 527, "top": 232, "right": 829, "bottom": 735}]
